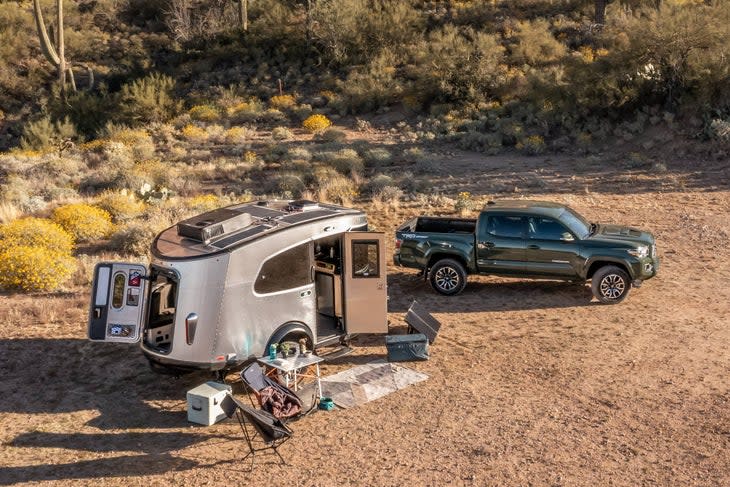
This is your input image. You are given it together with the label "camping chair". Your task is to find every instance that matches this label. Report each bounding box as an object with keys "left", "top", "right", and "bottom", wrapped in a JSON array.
[
  {"left": 240, "top": 362, "right": 303, "bottom": 420},
  {"left": 221, "top": 394, "right": 293, "bottom": 470}
]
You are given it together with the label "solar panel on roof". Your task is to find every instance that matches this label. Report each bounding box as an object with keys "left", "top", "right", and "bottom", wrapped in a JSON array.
[
  {"left": 210, "top": 225, "right": 270, "bottom": 249},
  {"left": 278, "top": 209, "right": 333, "bottom": 224},
  {"left": 245, "top": 206, "right": 285, "bottom": 219}
]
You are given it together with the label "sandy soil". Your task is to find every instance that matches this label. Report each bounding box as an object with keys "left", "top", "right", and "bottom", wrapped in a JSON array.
[{"left": 1, "top": 151, "right": 729, "bottom": 486}]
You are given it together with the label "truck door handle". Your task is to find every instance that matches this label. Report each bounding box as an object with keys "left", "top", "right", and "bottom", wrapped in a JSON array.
[
  {"left": 478, "top": 241, "right": 494, "bottom": 249},
  {"left": 527, "top": 244, "right": 540, "bottom": 249}
]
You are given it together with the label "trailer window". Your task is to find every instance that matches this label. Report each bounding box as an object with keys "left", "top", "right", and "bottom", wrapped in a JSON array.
[
  {"left": 255, "top": 243, "right": 312, "bottom": 294},
  {"left": 111, "top": 273, "right": 126, "bottom": 309},
  {"left": 352, "top": 241, "right": 380, "bottom": 278}
]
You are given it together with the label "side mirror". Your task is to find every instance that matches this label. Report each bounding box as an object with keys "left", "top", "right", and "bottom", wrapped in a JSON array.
[{"left": 560, "top": 232, "right": 575, "bottom": 242}]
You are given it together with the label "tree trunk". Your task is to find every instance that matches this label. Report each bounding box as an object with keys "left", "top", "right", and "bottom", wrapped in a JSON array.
[
  {"left": 58, "top": 0, "right": 66, "bottom": 102},
  {"left": 595, "top": 0, "right": 607, "bottom": 25},
  {"left": 237, "top": 0, "right": 248, "bottom": 32}
]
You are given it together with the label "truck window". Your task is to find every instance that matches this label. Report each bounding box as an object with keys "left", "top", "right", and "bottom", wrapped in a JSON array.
[
  {"left": 255, "top": 242, "right": 312, "bottom": 293},
  {"left": 352, "top": 240, "right": 380, "bottom": 278},
  {"left": 529, "top": 217, "right": 568, "bottom": 241},
  {"left": 487, "top": 216, "right": 524, "bottom": 238}
]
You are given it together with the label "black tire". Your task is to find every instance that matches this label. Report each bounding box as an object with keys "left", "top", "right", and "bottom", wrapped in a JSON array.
[
  {"left": 429, "top": 259, "right": 467, "bottom": 295},
  {"left": 591, "top": 265, "right": 631, "bottom": 304}
]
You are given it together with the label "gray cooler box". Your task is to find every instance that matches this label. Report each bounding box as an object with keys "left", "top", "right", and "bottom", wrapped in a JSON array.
[
  {"left": 186, "top": 381, "right": 232, "bottom": 426},
  {"left": 385, "top": 333, "right": 429, "bottom": 362}
]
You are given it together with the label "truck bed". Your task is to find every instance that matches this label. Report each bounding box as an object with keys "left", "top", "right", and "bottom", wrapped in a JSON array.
[{"left": 398, "top": 216, "right": 476, "bottom": 234}]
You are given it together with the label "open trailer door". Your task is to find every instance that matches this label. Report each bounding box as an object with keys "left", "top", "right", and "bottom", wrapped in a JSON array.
[
  {"left": 343, "top": 232, "right": 387, "bottom": 334},
  {"left": 88, "top": 262, "right": 148, "bottom": 343}
]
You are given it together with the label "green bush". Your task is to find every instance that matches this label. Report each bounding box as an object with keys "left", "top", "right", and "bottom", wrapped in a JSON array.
[
  {"left": 20, "top": 116, "right": 78, "bottom": 150},
  {"left": 509, "top": 19, "right": 566, "bottom": 66},
  {"left": 119, "top": 73, "right": 180, "bottom": 125}
]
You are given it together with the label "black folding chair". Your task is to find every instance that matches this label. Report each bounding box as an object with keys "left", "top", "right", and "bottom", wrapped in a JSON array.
[
  {"left": 240, "top": 362, "right": 303, "bottom": 420},
  {"left": 222, "top": 394, "right": 293, "bottom": 470}
]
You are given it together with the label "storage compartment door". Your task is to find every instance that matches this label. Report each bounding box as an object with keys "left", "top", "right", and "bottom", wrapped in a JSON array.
[
  {"left": 88, "top": 262, "right": 147, "bottom": 343},
  {"left": 343, "top": 232, "right": 387, "bottom": 334}
]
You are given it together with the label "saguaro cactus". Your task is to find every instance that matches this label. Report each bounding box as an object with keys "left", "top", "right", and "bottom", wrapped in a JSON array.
[{"left": 32, "top": 0, "right": 93, "bottom": 100}]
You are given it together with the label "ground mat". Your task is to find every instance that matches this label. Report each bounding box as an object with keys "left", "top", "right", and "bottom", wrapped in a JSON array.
[{"left": 319, "top": 360, "right": 429, "bottom": 409}]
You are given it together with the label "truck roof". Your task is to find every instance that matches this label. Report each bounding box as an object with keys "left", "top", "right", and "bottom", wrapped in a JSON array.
[
  {"left": 483, "top": 200, "right": 568, "bottom": 218},
  {"left": 152, "top": 200, "right": 365, "bottom": 260}
]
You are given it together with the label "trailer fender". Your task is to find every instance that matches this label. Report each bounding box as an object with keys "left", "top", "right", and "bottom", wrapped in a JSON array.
[{"left": 265, "top": 322, "right": 314, "bottom": 355}]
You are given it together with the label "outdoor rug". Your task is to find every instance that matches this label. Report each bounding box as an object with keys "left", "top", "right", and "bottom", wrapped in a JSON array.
[{"left": 319, "top": 360, "right": 429, "bottom": 409}]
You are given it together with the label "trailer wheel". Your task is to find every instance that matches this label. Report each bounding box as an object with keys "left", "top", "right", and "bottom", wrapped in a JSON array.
[{"left": 429, "top": 259, "right": 467, "bottom": 295}]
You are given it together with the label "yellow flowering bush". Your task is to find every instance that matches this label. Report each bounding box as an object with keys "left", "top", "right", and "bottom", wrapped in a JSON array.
[
  {"left": 78, "top": 139, "right": 108, "bottom": 152},
  {"left": 95, "top": 191, "right": 145, "bottom": 223},
  {"left": 0, "top": 245, "right": 76, "bottom": 292},
  {"left": 110, "top": 128, "right": 151, "bottom": 147},
  {"left": 270, "top": 94, "right": 296, "bottom": 109},
  {"left": 52, "top": 203, "right": 114, "bottom": 242},
  {"left": 455, "top": 191, "right": 474, "bottom": 215},
  {"left": 189, "top": 104, "right": 221, "bottom": 122},
  {"left": 302, "top": 114, "right": 332, "bottom": 133},
  {"left": 226, "top": 101, "right": 250, "bottom": 116},
  {"left": 182, "top": 124, "right": 208, "bottom": 142},
  {"left": 186, "top": 194, "right": 224, "bottom": 212},
  {"left": 0, "top": 217, "right": 74, "bottom": 254},
  {"left": 225, "top": 126, "right": 249, "bottom": 143}
]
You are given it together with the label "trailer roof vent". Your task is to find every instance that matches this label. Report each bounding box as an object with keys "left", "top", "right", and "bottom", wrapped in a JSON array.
[
  {"left": 287, "top": 199, "right": 319, "bottom": 212},
  {"left": 177, "top": 208, "right": 253, "bottom": 244}
]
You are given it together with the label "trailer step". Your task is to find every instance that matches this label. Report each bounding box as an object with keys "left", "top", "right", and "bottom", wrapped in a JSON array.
[{"left": 319, "top": 346, "right": 354, "bottom": 362}]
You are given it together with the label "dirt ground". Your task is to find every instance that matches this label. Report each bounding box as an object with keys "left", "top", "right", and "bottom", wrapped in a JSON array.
[{"left": 1, "top": 150, "right": 729, "bottom": 486}]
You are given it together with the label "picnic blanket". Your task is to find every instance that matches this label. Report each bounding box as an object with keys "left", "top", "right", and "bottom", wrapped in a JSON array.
[{"left": 320, "top": 360, "right": 428, "bottom": 409}]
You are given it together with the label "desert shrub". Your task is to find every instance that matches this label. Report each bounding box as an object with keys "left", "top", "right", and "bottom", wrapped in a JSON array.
[
  {"left": 186, "top": 194, "right": 226, "bottom": 212},
  {"left": 109, "top": 222, "right": 157, "bottom": 256},
  {"left": 708, "top": 118, "right": 730, "bottom": 142},
  {"left": 0, "top": 245, "right": 77, "bottom": 292},
  {"left": 0, "top": 217, "right": 74, "bottom": 254},
  {"left": 310, "top": 0, "right": 423, "bottom": 65},
  {"left": 337, "top": 51, "right": 405, "bottom": 113},
  {"left": 362, "top": 147, "right": 393, "bottom": 167},
  {"left": 313, "top": 168, "right": 357, "bottom": 204},
  {"left": 20, "top": 116, "right": 78, "bottom": 150},
  {"left": 372, "top": 185, "right": 403, "bottom": 206},
  {"left": 225, "top": 126, "right": 250, "bottom": 143},
  {"left": 227, "top": 99, "right": 265, "bottom": 123},
  {"left": 272, "top": 126, "right": 294, "bottom": 140},
  {"left": 293, "top": 104, "right": 313, "bottom": 120},
  {"left": 410, "top": 25, "right": 506, "bottom": 105},
  {"left": 274, "top": 173, "right": 306, "bottom": 197},
  {"left": 270, "top": 94, "right": 296, "bottom": 109},
  {"left": 95, "top": 191, "right": 146, "bottom": 223},
  {"left": 516, "top": 135, "right": 546, "bottom": 155},
  {"left": 365, "top": 174, "right": 395, "bottom": 195},
  {"left": 189, "top": 104, "right": 221, "bottom": 122},
  {"left": 182, "top": 124, "right": 209, "bottom": 143},
  {"left": 287, "top": 147, "right": 312, "bottom": 162},
  {"left": 52, "top": 203, "right": 114, "bottom": 242},
  {"left": 302, "top": 114, "right": 332, "bottom": 133},
  {"left": 104, "top": 126, "right": 156, "bottom": 160},
  {"left": 317, "top": 128, "right": 347, "bottom": 143},
  {"left": 119, "top": 73, "right": 180, "bottom": 125},
  {"left": 454, "top": 191, "right": 474, "bottom": 216},
  {"left": 509, "top": 19, "right": 566, "bottom": 66},
  {"left": 317, "top": 149, "right": 364, "bottom": 175},
  {"left": 0, "top": 202, "right": 21, "bottom": 224}
]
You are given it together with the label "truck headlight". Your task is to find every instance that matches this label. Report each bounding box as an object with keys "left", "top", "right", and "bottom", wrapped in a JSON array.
[{"left": 627, "top": 246, "right": 648, "bottom": 258}]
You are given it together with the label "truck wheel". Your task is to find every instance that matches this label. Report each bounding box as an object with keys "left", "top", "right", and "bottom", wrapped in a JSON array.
[
  {"left": 591, "top": 265, "right": 630, "bottom": 304},
  {"left": 429, "top": 259, "right": 467, "bottom": 296}
]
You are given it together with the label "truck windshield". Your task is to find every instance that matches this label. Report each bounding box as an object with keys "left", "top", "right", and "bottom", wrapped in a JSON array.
[{"left": 559, "top": 207, "right": 591, "bottom": 239}]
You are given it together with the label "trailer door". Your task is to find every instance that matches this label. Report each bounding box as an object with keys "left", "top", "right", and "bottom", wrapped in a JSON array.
[
  {"left": 88, "top": 262, "right": 148, "bottom": 343},
  {"left": 343, "top": 232, "right": 387, "bottom": 334}
]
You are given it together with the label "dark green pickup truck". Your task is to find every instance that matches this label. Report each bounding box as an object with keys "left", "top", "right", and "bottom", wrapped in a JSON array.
[{"left": 394, "top": 200, "right": 659, "bottom": 304}]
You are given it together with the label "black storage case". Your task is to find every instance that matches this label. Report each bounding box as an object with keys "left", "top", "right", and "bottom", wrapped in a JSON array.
[{"left": 385, "top": 333, "right": 429, "bottom": 362}]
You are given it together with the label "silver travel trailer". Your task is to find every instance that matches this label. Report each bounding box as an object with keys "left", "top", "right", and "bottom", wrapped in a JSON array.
[{"left": 88, "top": 200, "right": 387, "bottom": 374}]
